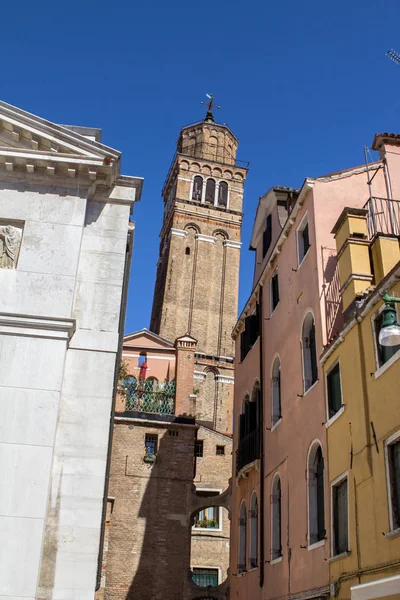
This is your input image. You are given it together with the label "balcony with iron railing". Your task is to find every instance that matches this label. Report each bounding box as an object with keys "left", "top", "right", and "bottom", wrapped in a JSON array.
[
  {"left": 236, "top": 428, "right": 260, "bottom": 474},
  {"left": 123, "top": 378, "right": 176, "bottom": 415},
  {"left": 364, "top": 196, "right": 400, "bottom": 239}
]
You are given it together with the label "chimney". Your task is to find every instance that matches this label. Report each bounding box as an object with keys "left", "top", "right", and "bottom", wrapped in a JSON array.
[{"left": 174, "top": 333, "right": 197, "bottom": 416}]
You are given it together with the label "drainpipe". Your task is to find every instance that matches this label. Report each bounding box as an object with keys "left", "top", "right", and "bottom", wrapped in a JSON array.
[
  {"left": 95, "top": 223, "right": 134, "bottom": 591},
  {"left": 258, "top": 286, "right": 265, "bottom": 588}
]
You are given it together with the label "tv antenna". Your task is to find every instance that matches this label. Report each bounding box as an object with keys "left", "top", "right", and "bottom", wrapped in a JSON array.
[{"left": 386, "top": 49, "right": 400, "bottom": 66}]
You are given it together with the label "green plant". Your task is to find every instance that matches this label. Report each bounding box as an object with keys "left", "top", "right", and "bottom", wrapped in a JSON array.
[
  {"left": 193, "top": 387, "right": 200, "bottom": 395},
  {"left": 118, "top": 359, "right": 129, "bottom": 384}
]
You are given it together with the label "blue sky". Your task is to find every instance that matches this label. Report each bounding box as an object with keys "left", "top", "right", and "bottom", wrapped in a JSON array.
[{"left": 3, "top": 0, "right": 400, "bottom": 333}]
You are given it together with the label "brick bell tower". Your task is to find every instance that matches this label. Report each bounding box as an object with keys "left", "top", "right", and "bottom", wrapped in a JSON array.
[{"left": 150, "top": 97, "right": 247, "bottom": 432}]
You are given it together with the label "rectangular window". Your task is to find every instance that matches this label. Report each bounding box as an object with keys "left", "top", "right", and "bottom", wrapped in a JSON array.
[
  {"left": 271, "top": 272, "right": 280, "bottom": 312},
  {"left": 263, "top": 214, "right": 272, "bottom": 257},
  {"left": 386, "top": 436, "right": 400, "bottom": 531},
  {"left": 145, "top": 433, "right": 158, "bottom": 455},
  {"left": 240, "top": 313, "right": 259, "bottom": 362},
  {"left": 195, "top": 440, "right": 204, "bottom": 458},
  {"left": 194, "top": 490, "right": 221, "bottom": 529},
  {"left": 216, "top": 445, "right": 225, "bottom": 455},
  {"left": 327, "top": 362, "right": 342, "bottom": 419},
  {"left": 192, "top": 567, "right": 219, "bottom": 587},
  {"left": 297, "top": 214, "right": 310, "bottom": 265},
  {"left": 332, "top": 476, "right": 348, "bottom": 556},
  {"left": 373, "top": 309, "right": 400, "bottom": 369}
]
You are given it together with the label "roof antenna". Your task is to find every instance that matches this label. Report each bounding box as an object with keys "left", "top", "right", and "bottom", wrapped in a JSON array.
[
  {"left": 386, "top": 49, "right": 400, "bottom": 65},
  {"left": 200, "top": 93, "right": 220, "bottom": 123}
]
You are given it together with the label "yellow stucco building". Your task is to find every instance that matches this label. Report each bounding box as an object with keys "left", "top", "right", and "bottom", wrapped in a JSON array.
[{"left": 321, "top": 204, "right": 400, "bottom": 600}]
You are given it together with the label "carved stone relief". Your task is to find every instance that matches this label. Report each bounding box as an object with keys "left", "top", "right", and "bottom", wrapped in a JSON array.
[{"left": 0, "top": 222, "right": 23, "bottom": 268}]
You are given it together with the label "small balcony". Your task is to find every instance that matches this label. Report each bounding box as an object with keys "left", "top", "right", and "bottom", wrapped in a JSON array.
[
  {"left": 124, "top": 378, "right": 175, "bottom": 415},
  {"left": 364, "top": 196, "right": 400, "bottom": 239},
  {"left": 236, "top": 428, "right": 260, "bottom": 474}
]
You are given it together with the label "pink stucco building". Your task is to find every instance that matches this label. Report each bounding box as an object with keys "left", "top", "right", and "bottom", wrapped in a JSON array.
[{"left": 230, "top": 150, "right": 390, "bottom": 600}]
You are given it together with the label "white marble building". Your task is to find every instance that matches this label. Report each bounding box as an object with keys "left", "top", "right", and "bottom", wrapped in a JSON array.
[{"left": 0, "top": 101, "right": 143, "bottom": 600}]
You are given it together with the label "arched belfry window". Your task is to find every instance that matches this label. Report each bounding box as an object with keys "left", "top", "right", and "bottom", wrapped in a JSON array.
[
  {"left": 308, "top": 443, "right": 325, "bottom": 545},
  {"left": 218, "top": 181, "right": 228, "bottom": 207},
  {"left": 238, "top": 501, "right": 247, "bottom": 573},
  {"left": 271, "top": 475, "right": 282, "bottom": 560},
  {"left": 302, "top": 312, "right": 318, "bottom": 392},
  {"left": 272, "top": 357, "right": 281, "bottom": 425},
  {"left": 192, "top": 176, "right": 203, "bottom": 201},
  {"left": 249, "top": 493, "right": 258, "bottom": 568},
  {"left": 205, "top": 178, "right": 216, "bottom": 204}
]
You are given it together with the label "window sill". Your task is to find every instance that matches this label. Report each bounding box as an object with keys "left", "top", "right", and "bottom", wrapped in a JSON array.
[
  {"left": 328, "top": 551, "right": 351, "bottom": 563},
  {"left": 385, "top": 527, "right": 400, "bottom": 539},
  {"left": 270, "top": 556, "right": 283, "bottom": 565},
  {"left": 271, "top": 417, "right": 282, "bottom": 431},
  {"left": 248, "top": 566, "right": 258, "bottom": 572},
  {"left": 192, "top": 527, "right": 222, "bottom": 533},
  {"left": 308, "top": 539, "right": 326, "bottom": 551},
  {"left": 325, "top": 406, "right": 345, "bottom": 428},
  {"left": 374, "top": 349, "right": 400, "bottom": 379},
  {"left": 303, "top": 380, "right": 319, "bottom": 397}
]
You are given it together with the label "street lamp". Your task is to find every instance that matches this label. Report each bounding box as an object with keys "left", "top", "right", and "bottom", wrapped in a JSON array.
[{"left": 378, "top": 293, "right": 400, "bottom": 347}]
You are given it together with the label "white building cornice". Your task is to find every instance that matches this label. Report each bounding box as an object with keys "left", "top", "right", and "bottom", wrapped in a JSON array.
[{"left": 0, "top": 312, "right": 76, "bottom": 341}]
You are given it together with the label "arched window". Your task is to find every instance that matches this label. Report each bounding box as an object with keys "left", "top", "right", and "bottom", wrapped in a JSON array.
[
  {"left": 271, "top": 475, "right": 282, "bottom": 560},
  {"left": 237, "top": 386, "right": 260, "bottom": 472},
  {"left": 302, "top": 312, "right": 318, "bottom": 392},
  {"left": 272, "top": 357, "right": 281, "bottom": 425},
  {"left": 185, "top": 247, "right": 190, "bottom": 255},
  {"left": 205, "top": 178, "right": 216, "bottom": 204},
  {"left": 308, "top": 443, "right": 325, "bottom": 545},
  {"left": 192, "top": 176, "right": 203, "bottom": 201},
  {"left": 249, "top": 493, "right": 258, "bottom": 568},
  {"left": 238, "top": 501, "right": 247, "bottom": 573},
  {"left": 218, "top": 181, "right": 228, "bottom": 207}
]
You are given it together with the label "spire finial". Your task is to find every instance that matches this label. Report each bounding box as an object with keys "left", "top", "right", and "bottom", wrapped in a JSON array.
[{"left": 200, "top": 93, "right": 220, "bottom": 122}]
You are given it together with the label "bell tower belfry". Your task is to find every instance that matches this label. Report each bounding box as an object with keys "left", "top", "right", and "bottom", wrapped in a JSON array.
[{"left": 150, "top": 102, "right": 247, "bottom": 371}]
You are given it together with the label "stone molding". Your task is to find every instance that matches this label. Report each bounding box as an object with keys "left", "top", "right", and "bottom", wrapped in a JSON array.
[
  {"left": 223, "top": 239, "right": 241, "bottom": 249},
  {"left": 0, "top": 312, "right": 76, "bottom": 341},
  {"left": 215, "top": 375, "right": 235, "bottom": 384},
  {"left": 196, "top": 233, "right": 216, "bottom": 243},
  {"left": 170, "top": 228, "right": 187, "bottom": 238},
  {"left": 193, "top": 370, "right": 206, "bottom": 381}
]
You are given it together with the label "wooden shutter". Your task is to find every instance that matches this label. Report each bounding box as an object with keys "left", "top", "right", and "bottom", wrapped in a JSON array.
[
  {"left": 316, "top": 451, "right": 325, "bottom": 540},
  {"left": 272, "top": 274, "right": 280, "bottom": 309},
  {"left": 335, "top": 479, "right": 348, "bottom": 554},
  {"left": 303, "top": 222, "right": 310, "bottom": 253},
  {"left": 328, "top": 363, "right": 342, "bottom": 416}
]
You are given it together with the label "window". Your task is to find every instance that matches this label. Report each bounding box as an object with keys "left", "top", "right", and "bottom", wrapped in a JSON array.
[
  {"left": 374, "top": 308, "right": 400, "bottom": 368},
  {"left": 308, "top": 443, "right": 325, "bottom": 545},
  {"left": 205, "top": 178, "right": 216, "bottom": 204},
  {"left": 249, "top": 493, "right": 258, "bottom": 568},
  {"left": 237, "top": 384, "right": 261, "bottom": 473},
  {"left": 195, "top": 440, "right": 204, "bottom": 457},
  {"left": 216, "top": 445, "right": 225, "bottom": 455},
  {"left": 138, "top": 353, "right": 147, "bottom": 367},
  {"left": 192, "top": 567, "right": 219, "bottom": 588},
  {"left": 194, "top": 490, "right": 221, "bottom": 529},
  {"left": 218, "top": 181, "right": 228, "bottom": 207},
  {"left": 302, "top": 312, "right": 318, "bottom": 392},
  {"left": 145, "top": 433, "right": 158, "bottom": 456},
  {"left": 192, "top": 175, "right": 203, "bottom": 201},
  {"left": 168, "top": 430, "right": 178, "bottom": 437},
  {"left": 385, "top": 433, "right": 400, "bottom": 531},
  {"left": 297, "top": 213, "right": 310, "bottom": 265},
  {"left": 240, "top": 311, "right": 259, "bottom": 362},
  {"left": 185, "top": 246, "right": 191, "bottom": 255},
  {"left": 271, "top": 271, "right": 280, "bottom": 312},
  {"left": 332, "top": 476, "right": 348, "bottom": 556},
  {"left": 271, "top": 475, "right": 282, "bottom": 560},
  {"left": 272, "top": 357, "right": 281, "bottom": 425},
  {"left": 263, "top": 214, "right": 272, "bottom": 257},
  {"left": 327, "top": 362, "right": 342, "bottom": 418},
  {"left": 238, "top": 501, "right": 247, "bottom": 573}
]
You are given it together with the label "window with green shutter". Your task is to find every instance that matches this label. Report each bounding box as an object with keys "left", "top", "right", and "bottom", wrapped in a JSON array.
[
  {"left": 332, "top": 478, "right": 348, "bottom": 556},
  {"left": 327, "top": 363, "right": 342, "bottom": 418}
]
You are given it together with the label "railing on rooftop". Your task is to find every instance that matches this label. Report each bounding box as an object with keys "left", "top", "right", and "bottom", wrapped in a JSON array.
[
  {"left": 236, "top": 428, "right": 260, "bottom": 474},
  {"left": 124, "top": 378, "right": 175, "bottom": 415},
  {"left": 364, "top": 196, "right": 400, "bottom": 239}
]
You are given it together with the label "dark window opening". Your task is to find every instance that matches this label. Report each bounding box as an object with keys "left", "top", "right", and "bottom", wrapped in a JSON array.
[
  {"left": 195, "top": 440, "right": 204, "bottom": 457},
  {"left": 332, "top": 478, "right": 348, "bottom": 556},
  {"left": 192, "top": 567, "right": 219, "bottom": 588},
  {"left": 327, "top": 363, "right": 342, "bottom": 418},
  {"left": 218, "top": 181, "right": 228, "bottom": 207},
  {"left": 145, "top": 433, "right": 158, "bottom": 455},
  {"left": 271, "top": 272, "right": 280, "bottom": 311},
  {"left": 316, "top": 448, "right": 325, "bottom": 542},
  {"left": 263, "top": 214, "right": 272, "bottom": 257},
  {"left": 205, "top": 178, "right": 216, "bottom": 204},
  {"left": 272, "top": 358, "right": 281, "bottom": 425},
  {"left": 216, "top": 445, "right": 225, "bottom": 455},
  {"left": 302, "top": 314, "right": 318, "bottom": 391},
  {"left": 168, "top": 430, "right": 178, "bottom": 437},
  {"left": 298, "top": 219, "right": 310, "bottom": 264},
  {"left": 185, "top": 247, "right": 191, "bottom": 255},
  {"left": 240, "top": 311, "right": 259, "bottom": 362},
  {"left": 192, "top": 176, "right": 203, "bottom": 201},
  {"left": 272, "top": 477, "right": 282, "bottom": 559},
  {"left": 388, "top": 440, "right": 400, "bottom": 530}
]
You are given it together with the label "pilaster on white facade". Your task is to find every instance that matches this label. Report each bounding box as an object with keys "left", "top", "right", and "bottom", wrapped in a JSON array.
[{"left": 0, "top": 101, "right": 143, "bottom": 600}]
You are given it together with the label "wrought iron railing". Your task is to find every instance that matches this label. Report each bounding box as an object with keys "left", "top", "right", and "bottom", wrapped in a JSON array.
[
  {"left": 364, "top": 196, "right": 400, "bottom": 239},
  {"left": 124, "top": 378, "right": 175, "bottom": 415},
  {"left": 325, "top": 258, "right": 343, "bottom": 340},
  {"left": 236, "top": 428, "right": 260, "bottom": 474},
  {"left": 191, "top": 568, "right": 219, "bottom": 589}
]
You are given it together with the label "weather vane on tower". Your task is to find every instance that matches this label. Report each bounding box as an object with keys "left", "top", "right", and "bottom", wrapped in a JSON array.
[{"left": 201, "top": 93, "right": 220, "bottom": 122}]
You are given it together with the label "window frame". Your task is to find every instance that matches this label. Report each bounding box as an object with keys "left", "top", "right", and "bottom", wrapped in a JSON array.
[
  {"left": 144, "top": 433, "right": 158, "bottom": 456},
  {"left": 270, "top": 270, "right": 280, "bottom": 314},
  {"left": 262, "top": 214, "right": 272, "bottom": 258},
  {"left": 191, "top": 175, "right": 204, "bottom": 202},
  {"left": 195, "top": 439, "right": 204, "bottom": 458},
  {"left": 238, "top": 500, "right": 247, "bottom": 573},
  {"left": 325, "top": 358, "right": 344, "bottom": 425},
  {"left": 301, "top": 311, "right": 318, "bottom": 394},
  {"left": 193, "top": 488, "right": 223, "bottom": 532},
  {"left": 217, "top": 180, "right": 229, "bottom": 208},
  {"left": 384, "top": 430, "right": 400, "bottom": 534},
  {"left": 205, "top": 178, "right": 216, "bottom": 205},
  {"left": 192, "top": 566, "right": 221, "bottom": 587},
  {"left": 216, "top": 445, "right": 225, "bottom": 455},
  {"left": 249, "top": 492, "right": 259, "bottom": 569},
  {"left": 271, "top": 356, "right": 282, "bottom": 429},
  {"left": 271, "top": 473, "right": 282, "bottom": 563},
  {"left": 297, "top": 212, "right": 311, "bottom": 267},
  {"left": 330, "top": 471, "right": 350, "bottom": 558},
  {"left": 307, "top": 441, "right": 326, "bottom": 549}
]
